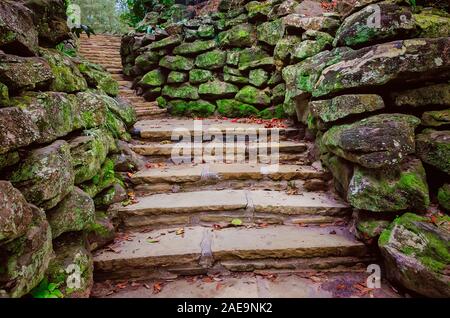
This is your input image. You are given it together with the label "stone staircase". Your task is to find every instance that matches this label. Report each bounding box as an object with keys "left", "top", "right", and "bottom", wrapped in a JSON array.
[{"left": 79, "top": 35, "right": 373, "bottom": 287}]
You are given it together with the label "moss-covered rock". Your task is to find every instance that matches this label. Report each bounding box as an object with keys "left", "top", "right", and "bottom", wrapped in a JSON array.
[
  {"left": 321, "top": 154, "right": 354, "bottom": 197},
  {"left": 189, "top": 69, "right": 213, "bottom": 84},
  {"left": 271, "top": 83, "right": 285, "bottom": 104},
  {"left": 162, "top": 83, "right": 199, "bottom": 100},
  {"left": 414, "top": 10, "right": 450, "bottom": 38},
  {"left": 282, "top": 14, "right": 340, "bottom": 33},
  {"left": 245, "top": 0, "right": 274, "bottom": 20},
  {"left": 379, "top": 213, "right": 450, "bottom": 297},
  {"left": 104, "top": 96, "right": 137, "bottom": 127},
  {"left": 197, "top": 24, "right": 215, "bottom": 38},
  {"left": 167, "top": 71, "right": 188, "bottom": 84},
  {"left": 309, "top": 94, "right": 385, "bottom": 123},
  {"left": 195, "top": 49, "right": 226, "bottom": 70},
  {"left": 249, "top": 69, "right": 269, "bottom": 87},
  {"left": 274, "top": 35, "right": 301, "bottom": 61},
  {"left": 39, "top": 48, "right": 88, "bottom": 93},
  {"left": 223, "top": 66, "right": 242, "bottom": 76},
  {"left": 185, "top": 100, "right": 216, "bottom": 117},
  {"left": 159, "top": 55, "right": 194, "bottom": 71},
  {"left": 0, "top": 181, "right": 33, "bottom": 244},
  {"left": 258, "top": 104, "right": 287, "bottom": 119},
  {"left": 239, "top": 56, "right": 274, "bottom": 71},
  {"left": 333, "top": 3, "right": 416, "bottom": 48},
  {"left": 217, "top": 99, "right": 259, "bottom": 117},
  {"left": 173, "top": 39, "right": 217, "bottom": 55},
  {"left": 257, "top": 19, "right": 285, "bottom": 46},
  {"left": 77, "top": 60, "right": 118, "bottom": 96},
  {"left": 104, "top": 110, "right": 131, "bottom": 141},
  {"left": 0, "top": 151, "right": 19, "bottom": 171},
  {"left": 226, "top": 50, "right": 241, "bottom": 66},
  {"left": 94, "top": 183, "right": 127, "bottom": 208},
  {"left": 416, "top": 129, "right": 450, "bottom": 175},
  {"left": 43, "top": 232, "right": 93, "bottom": 298},
  {"left": 352, "top": 211, "right": 391, "bottom": 242},
  {"left": 80, "top": 159, "right": 119, "bottom": 198},
  {"left": 156, "top": 96, "right": 168, "bottom": 108},
  {"left": 437, "top": 184, "right": 450, "bottom": 211},
  {"left": 87, "top": 211, "right": 116, "bottom": 251},
  {"left": 47, "top": 187, "right": 95, "bottom": 239},
  {"left": 139, "top": 68, "right": 165, "bottom": 86},
  {"left": 223, "top": 73, "right": 249, "bottom": 85},
  {"left": 147, "top": 35, "right": 182, "bottom": 50},
  {"left": 199, "top": 80, "right": 239, "bottom": 99},
  {"left": 392, "top": 83, "right": 450, "bottom": 108},
  {"left": 292, "top": 39, "right": 332, "bottom": 61},
  {"left": 348, "top": 157, "right": 430, "bottom": 212},
  {"left": 0, "top": 82, "right": 9, "bottom": 106},
  {"left": 322, "top": 114, "right": 420, "bottom": 169},
  {"left": 236, "top": 85, "right": 271, "bottom": 107},
  {"left": 218, "top": 23, "right": 256, "bottom": 47},
  {"left": 422, "top": 109, "right": 450, "bottom": 127},
  {"left": 10, "top": 140, "right": 74, "bottom": 210},
  {"left": 0, "top": 206, "right": 52, "bottom": 298},
  {"left": 74, "top": 91, "right": 108, "bottom": 129},
  {"left": 134, "top": 51, "right": 159, "bottom": 72}
]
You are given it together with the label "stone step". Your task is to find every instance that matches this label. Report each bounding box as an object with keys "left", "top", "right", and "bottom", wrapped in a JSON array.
[
  {"left": 116, "top": 189, "right": 348, "bottom": 229},
  {"left": 131, "top": 140, "right": 308, "bottom": 157},
  {"left": 93, "top": 224, "right": 366, "bottom": 281},
  {"left": 135, "top": 109, "right": 167, "bottom": 117},
  {"left": 134, "top": 119, "right": 298, "bottom": 141}
]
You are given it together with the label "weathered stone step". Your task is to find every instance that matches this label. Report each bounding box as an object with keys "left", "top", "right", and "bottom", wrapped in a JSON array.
[
  {"left": 116, "top": 189, "right": 348, "bottom": 228},
  {"left": 131, "top": 140, "right": 307, "bottom": 157},
  {"left": 93, "top": 225, "right": 366, "bottom": 281},
  {"left": 135, "top": 109, "right": 167, "bottom": 117},
  {"left": 134, "top": 119, "right": 298, "bottom": 141}
]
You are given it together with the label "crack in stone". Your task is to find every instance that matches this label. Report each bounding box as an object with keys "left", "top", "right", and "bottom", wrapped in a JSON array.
[{"left": 199, "top": 227, "right": 213, "bottom": 269}]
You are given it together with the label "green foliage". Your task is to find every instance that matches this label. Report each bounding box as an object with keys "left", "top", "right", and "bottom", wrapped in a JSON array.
[
  {"left": 31, "top": 278, "right": 64, "bottom": 299},
  {"left": 56, "top": 43, "right": 77, "bottom": 57}
]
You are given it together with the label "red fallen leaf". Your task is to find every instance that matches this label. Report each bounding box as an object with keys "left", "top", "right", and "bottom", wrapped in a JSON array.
[
  {"left": 127, "top": 172, "right": 134, "bottom": 178},
  {"left": 202, "top": 276, "right": 214, "bottom": 283},
  {"left": 153, "top": 282, "right": 163, "bottom": 294},
  {"left": 430, "top": 215, "right": 438, "bottom": 225},
  {"left": 216, "top": 283, "right": 224, "bottom": 291},
  {"left": 258, "top": 223, "right": 269, "bottom": 228},
  {"left": 337, "top": 284, "right": 346, "bottom": 290},
  {"left": 116, "top": 282, "right": 128, "bottom": 289}
]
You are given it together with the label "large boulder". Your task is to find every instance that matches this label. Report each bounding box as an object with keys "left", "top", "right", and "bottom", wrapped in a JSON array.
[
  {"left": 10, "top": 140, "right": 75, "bottom": 210},
  {"left": 47, "top": 187, "right": 95, "bottom": 239},
  {"left": 322, "top": 114, "right": 420, "bottom": 169},
  {"left": 333, "top": 2, "right": 416, "bottom": 48},
  {"left": 43, "top": 232, "right": 93, "bottom": 298},
  {"left": 348, "top": 157, "right": 430, "bottom": 212},
  {"left": 0, "top": 206, "right": 53, "bottom": 298},
  {"left": 416, "top": 129, "right": 450, "bottom": 175},
  {"left": 0, "top": 107, "right": 40, "bottom": 155},
  {"left": 0, "top": 0, "right": 39, "bottom": 56},
  {"left": 0, "top": 52, "right": 54, "bottom": 92},
  {"left": 0, "top": 181, "right": 33, "bottom": 244},
  {"left": 379, "top": 213, "right": 450, "bottom": 298},
  {"left": 313, "top": 37, "right": 450, "bottom": 97}
]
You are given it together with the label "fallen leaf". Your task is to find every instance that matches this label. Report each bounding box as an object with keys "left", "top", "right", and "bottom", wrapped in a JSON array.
[
  {"left": 147, "top": 239, "right": 160, "bottom": 244},
  {"left": 231, "top": 218, "right": 243, "bottom": 226},
  {"left": 216, "top": 283, "right": 224, "bottom": 291},
  {"left": 153, "top": 282, "right": 163, "bottom": 294}
]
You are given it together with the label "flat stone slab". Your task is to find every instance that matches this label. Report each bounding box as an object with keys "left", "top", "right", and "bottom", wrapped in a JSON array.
[
  {"left": 134, "top": 119, "right": 297, "bottom": 140},
  {"left": 131, "top": 163, "right": 327, "bottom": 184}
]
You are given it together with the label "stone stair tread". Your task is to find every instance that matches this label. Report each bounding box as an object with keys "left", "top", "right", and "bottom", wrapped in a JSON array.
[
  {"left": 93, "top": 225, "right": 366, "bottom": 270},
  {"left": 117, "top": 189, "right": 346, "bottom": 215},
  {"left": 131, "top": 163, "right": 326, "bottom": 184}
]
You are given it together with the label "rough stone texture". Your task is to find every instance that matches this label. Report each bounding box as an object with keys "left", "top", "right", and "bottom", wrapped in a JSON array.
[
  {"left": 189, "top": 69, "right": 213, "bottom": 84},
  {"left": 45, "top": 232, "right": 94, "bottom": 298},
  {"left": 391, "top": 83, "right": 450, "bottom": 108},
  {"left": 274, "top": 35, "right": 301, "bottom": 61},
  {"left": 282, "top": 14, "right": 340, "bottom": 33},
  {"left": 379, "top": 213, "right": 450, "bottom": 298},
  {"left": 162, "top": 83, "right": 199, "bottom": 100},
  {"left": 94, "top": 183, "right": 127, "bottom": 208},
  {"left": 139, "top": 69, "right": 165, "bottom": 87},
  {"left": 10, "top": 140, "right": 75, "bottom": 210},
  {"left": 198, "top": 80, "right": 238, "bottom": 99},
  {"left": 47, "top": 187, "right": 95, "bottom": 239},
  {"left": 257, "top": 19, "right": 285, "bottom": 46},
  {"left": 249, "top": 69, "right": 269, "bottom": 87},
  {"left": 0, "top": 206, "right": 52, "bottom": 298},
  {"left": 195, "top": 49, "right": 226, "bottom": 70},
  {"left": 334, "top": 3, "right": 416, "bottom": 48},
  {"left": 0, "top": 107, "right": 40, "bottom": 155},
  {"left": 0, "top": 181, "right": 33, "bottom": 244},
  {"left": 105, "top": 96, "right": 137, "bottom": 127},
  {"left": 321, "top": 154, "right": 353, "bottom": 198},
  {"left": 173, "top": 39, "right": 217, "bottom": 55},
  {"left": 79, "top": 159, "right": 117, "bottom": 198},
  {"left": 76, "top": 60, "right": 119, "bottom": 96},
  {"left": 348, "top": 157, "right": 430, "bottom": 212},
  {"left": 0, "top": 52, "right": 54, "bottom": 92},
  {"left": 87, "top": 211, "right": 116, "bottom": 251},
  {"left": 414, "top": 10, "right": 450, "bottom": 38},
  {"left": 218, "top": 23, "right": 256, "bottom": 48},
  {"left": 313, "top": 37, "right": 450, "bottom": 97},
  {"left": 416, "top": 129, "right": 450, "bottom": 175},
  {"left": 167, "top": 71, "right": 188, "bottom": 84},
  {"left": 0, "top": 0, "right": 39, "bottom": 56},
  {"left": 74, "top": 91, "right": 108, "bottom": 129},
  {"left": 438, "top": 184, "right": 450, "bottom": 211},
  {"left": 217, "top": 99, "right": 259, "bottom": 117},
  {"left": 422, "top": 109, "right": 450, "bottom": 127},
  {"left": 309, "top": 94, "right": 385, "bottom": 123},
  {"left": 147, "top": 35, "right": 181, "bottom": 50},
  {"left": 235, "top": 86, "right": 271, "bottom": 107},
  {"left": 159, "top": 55, "right": 194, "bottom": 71},
  {"left": 322, "top": 114, "right": 421, "bottom": 168}
]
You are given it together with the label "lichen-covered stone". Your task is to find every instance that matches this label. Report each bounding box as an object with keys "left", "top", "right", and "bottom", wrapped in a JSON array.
[
  {"left": 271, "top": 83, "right": 285, "bottom": 104},
  {"left": 189, "top": 69, "right": 213, "bottom": 84},
  {"left": 257, "top": 19, "right": 285, "bottom": 46},
  {"left": 239, "top": 57, "right": 274, "bottom": 71},
  {"left": 147, "top": 35, "right": 181, "bottom": 50},
  {"left": 292, "top": 39, "right": 332, "bottom": 61},
  {"left": 414, "top": 10, "right": 450, "bottom": 38},
  {"left": 0, "top": 107, "right": 40, "bottom": 155},
  {"left": 438, "top": 184, "right": 450, "bottom": 211},
  {"left": 379, "top": 213, "right": 450, "bottom": 298},
  {"left": 39, "top": 48, "right": 88, "bottom": 93},
  {"left": 235, "top": 86, "right": 271, "bottom": 107},
  {"left": 282, "top": 14, "right": 340, "bottom": 34},
  {"left": 245, "top": 0, "right": 274, "bottom": 20},
  {"left": 274, "top": 35, "right": 301, "bottom": 61},
  {"left": 198, "top": 80, "right": 239, "bottom": 99},
  {"left": 348, "top": 157, "right": 430, "bottom": 212},
  {"left": 134, "top": 51, "right": 159, "bottom": 73},
  {"left": 258, "top": 104, "right": 287, "bottom": 119},
  {"left": 94, "top": 183, "right": 127, "bottom": 208},
  {"left": 0, "top": 151, "right": 19, "bottom": 171},
  {"left": 309, "top": 94, "right": 385, "bottom": 123},
  {"left": 224, "top": 73, "right": 249, "bottom": 85},
  {"left": 334, "top": 3, "right": 416, "bottom": 48},
  {"left": 422, "top": 109, "right": 450, "bottom": 127},
  {"left": 104, "top": 96, "right": 137, "bottom": 127},
  {"left": 87, "top": 211, "right": 116, "bottom": 251},
  {"left": 0, "top": 181, "right": 33, "bottom": 244},
  {"left": 44, "top": 232, "right": 93, "bottom": 298},
  {"left": 217, "top": 99, "right": 259, "bottom": 117},
  {"left": 80, "top": 159, "right": 118, "bottom": 198},
  {"left": 173, "top": 39, "right": 217, "bottom": 55},
  {"left": 0, "top": 52, "right": 54, "bottom": 92},
  {"left": 249, "top": 69, "right": 269, "bottom": 87},
  {"left": 139, "top": 68, "right": 165, "bottom": 86},
  {"left": 416, "top": 129, "right": 450, "bottom": 175},
  {"left": 185, "top": 100, "right": 216, "bottom": 117},
  {"left": 392, "top": 83, "right": 450, "bottom": 108},
  {"left": 167, "top": 71, "right": 188, "bottom": 84},
  {"left": 105, "top": 110, "right": 131, "bottom": 141},
  {"left": 10, "top": 140, "right": 74, "bottom": 210},
  {"left": 352, "top": 211, "right": 391, "bottom": 242},
  {"left": 0, "top": 206, "right": 52, "bottom": 298},
  {"left": 218, "top": 23, "right": 256, "bottom": 47},
  {"left": 77, "top": 60, "right": 118, "bottom": 96},
  {"left": 195, "top": 49, "right": 226, "bottom": 70},
  {"left": 226, "top": 50, "right": 241, "bottom": 66},
  {"left": 159, "top": 55, "right": 194, "bottom": 71},
  {"left": 322, "top": 114, "right": 420, "bottom": 168},
  {"left": 197, "top": 24, "right": 215, "bottom": 38},
  {"left": 0, "top": 82, "right": 8, "bottom": 106},
  {"left": 47, "top": 187, "right": 95, "bottom": 239},
  {"left": 74, "top": 91, "right": 108, "bottom": 129},
  {"left": 162, "top": 83, "right": 199, "bottom": 100},
  {"left": 238, "top": 47, "right": 270, "bottom": 69},
  {"left": 314, "top": 37, "right": 450, "bottom": 97}
]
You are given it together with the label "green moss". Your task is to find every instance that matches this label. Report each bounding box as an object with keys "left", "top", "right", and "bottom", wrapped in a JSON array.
[
  {"left": 189, "top": 69, "right": 213, "bottom": 84},
  {"left": 414, "top": 12, "right": 450, "bottom": 38},
  {"left": 156, "top": 96, "right": 168, "bottom": 108},
  {"left": 162, "top": 84, "right": 199, "bottom": 100},
  {"left": 235, "top": 86, "right": 271, "bottom": 106},
  {"left": 139, "top": 69, "right": 165, "bottom": 86},
  {"left": 437, "top": 184, "right": 450, "bottom": 211},
  {"left": 217, "top": 99, "right": 259, "bottom": 117},
  {"left": 195, "top": 50, "right": 226, "bottom": 70},
  {"left": 173, "top": 39, "right": 217, "bottom": 55},
  {"left": 167, "top": 71, "right": 187, "bottom": 84}
]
